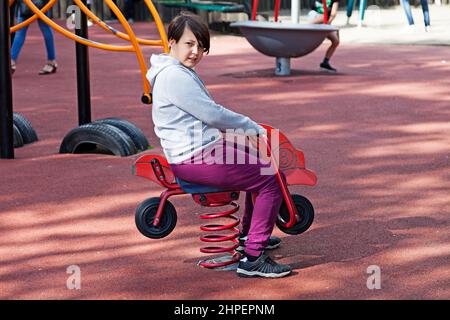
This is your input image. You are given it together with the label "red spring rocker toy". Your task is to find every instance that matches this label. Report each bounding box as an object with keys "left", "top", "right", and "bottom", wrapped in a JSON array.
[{"left": 132, "top": 124, "right": 317, "bottom": 269}]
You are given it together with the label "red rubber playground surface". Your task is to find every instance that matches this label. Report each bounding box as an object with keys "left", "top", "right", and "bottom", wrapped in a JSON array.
[{"left": 1, "top": 21, "right": 449, "bottom": 300}]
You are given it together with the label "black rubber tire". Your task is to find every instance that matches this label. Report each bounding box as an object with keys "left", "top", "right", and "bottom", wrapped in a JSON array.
[
  {"left": 13, "top": 112, "right": 38, "bottom": 144},
  {"left": 13, "top": 124, "right": 24, "bottom": 148},
  {"left": 135, "top": 198, "right": 177, "bottom": 239},
  {"left": 94, "top": 118, "right": 149, "bottom": 151},
  {"left": 276, "top": 194, "right": 315, "bottom": 235},
  {"left": 59, "top": 123, "right": 137, "bottom": 156}
]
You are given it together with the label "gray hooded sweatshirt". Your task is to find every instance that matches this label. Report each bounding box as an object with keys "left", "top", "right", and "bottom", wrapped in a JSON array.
[{"left": 146, "top": 54, "right": 264, "bottom": 164}]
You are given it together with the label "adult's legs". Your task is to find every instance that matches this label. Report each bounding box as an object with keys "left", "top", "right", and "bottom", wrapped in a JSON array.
[
  {"left": 358, "top": 0, "right": 367, "bottom": 22},
  {"left": 346, "top": 0, "right": 355, "bottom": 19},
  {"left": 420, "top": 0, "right": 430, "bottom": 26},
  {"left": 11, "top": 15, "right": 28, "bottom": 62},
  {"left": 401, "top": 0, "right": 415, "bottom": 25},
  {"left": 37, "top": 13, "right": 56, "bottom": 61}
]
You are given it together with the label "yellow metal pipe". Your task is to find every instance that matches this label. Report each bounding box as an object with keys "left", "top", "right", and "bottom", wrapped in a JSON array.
[
  {"left": 72, "top": 0, "right": 164, "bottom": 47},
  {"left": 17, "top": 0, "right": 135, "bottom": 51},
  {"left": 143, "top": 0, "right": 169, "bottom": 53},
  {"left": 10, "top": 0, "right": 57, "bottom": 33},
  {"left": 104, "top": 0, "right": 150, "bottom": 95},
  {"left": 9, "top": 0, "right": 169, "bottom": 103}
]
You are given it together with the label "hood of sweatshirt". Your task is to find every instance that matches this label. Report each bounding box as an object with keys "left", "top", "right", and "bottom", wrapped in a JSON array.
[{"left": 146, "top": 54, "right": 182, "bottom": 88}]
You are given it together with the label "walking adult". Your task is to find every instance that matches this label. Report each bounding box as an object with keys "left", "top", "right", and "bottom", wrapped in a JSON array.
[
  {"left": 401, "top": 0, "right": 431, "bottom": 32},
  {"left": 11, "top": 0, "right": 58, "bottom": 75}
]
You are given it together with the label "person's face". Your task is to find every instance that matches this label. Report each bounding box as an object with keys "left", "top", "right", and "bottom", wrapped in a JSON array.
[{"left": 169, "top": 26, "right": 204, "bottom": 68}]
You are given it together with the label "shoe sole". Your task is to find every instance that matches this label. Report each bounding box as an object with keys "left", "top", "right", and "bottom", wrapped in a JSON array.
[
  {"left": 39, "top": 69, "right": 57, "bottom": 75},
  {"left": 236, "top": 268, "right": 292, "bottom": 278},
  {"left": 320, "top": 67, "right": 337, "bottom": 73},
  {"left": 266, "top": 242, "right": 281, "bottom": 250}
]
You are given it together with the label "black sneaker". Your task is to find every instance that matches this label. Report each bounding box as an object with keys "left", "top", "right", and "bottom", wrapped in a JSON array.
[
  {"left": 235, "top": 235, "right": 281, "bottom": 254},
  {"left": 237, "top": 253, "right": 292, "bottom": 278},
  {"left": 320, "top": 61, "right": 337, "bottom": 73}
]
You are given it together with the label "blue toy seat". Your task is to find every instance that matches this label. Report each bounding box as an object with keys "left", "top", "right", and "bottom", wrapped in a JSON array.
[{"left": 175, "top": 177, "right": 229, "bottom": 194}]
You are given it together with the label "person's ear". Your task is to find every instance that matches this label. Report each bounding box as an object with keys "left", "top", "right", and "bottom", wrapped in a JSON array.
[{"left": 168, "top": 39, "right": 176, "bottom": 49}]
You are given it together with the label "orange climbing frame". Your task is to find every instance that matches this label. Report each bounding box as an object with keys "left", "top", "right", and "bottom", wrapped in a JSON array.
[{"left": 9, "top": 0, "right": 169, "bottom": 102}]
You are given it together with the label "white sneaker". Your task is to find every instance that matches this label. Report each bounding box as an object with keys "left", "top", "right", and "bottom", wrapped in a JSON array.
[{"left": 401, "top": 24, "right": 416, "bottom": 34}]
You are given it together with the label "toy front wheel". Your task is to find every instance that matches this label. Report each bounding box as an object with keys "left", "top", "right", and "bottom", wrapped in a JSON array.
[
  {"left": 276, "top": 194, "right": 314, "bottom": 235},
  {"left": 135, "top": 197, "right": 177, "bottom": 239}
]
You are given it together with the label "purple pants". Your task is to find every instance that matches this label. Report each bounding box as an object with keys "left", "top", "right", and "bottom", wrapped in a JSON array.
[{"left": 170, "top": 139, "right": 284, "bottom": 256}]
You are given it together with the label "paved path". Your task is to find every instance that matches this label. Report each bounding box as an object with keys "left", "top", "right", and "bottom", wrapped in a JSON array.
[{"left": 277, "top": 4, "right": 450, "bottom": 45}]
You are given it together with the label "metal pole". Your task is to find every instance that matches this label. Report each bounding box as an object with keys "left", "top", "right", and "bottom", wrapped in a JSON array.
[
  {"left": 0, "top": 0, "right": 15, "bottom": 159},
  {"left": 75, "top": 0, "right": 91, "bottom": 125},
  {"left": 275, "top": 57, "right": 290, "bottom": 76},
  {"left": 291, "top": 0, "right": 300, "bottom": 24}
]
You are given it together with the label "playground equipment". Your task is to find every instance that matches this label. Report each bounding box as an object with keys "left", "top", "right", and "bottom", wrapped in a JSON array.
[
  {"left": 0, "top": 0, "right": 14, "bottom": 158},
  {"left": 0, "top": 0, "right": 169, "bottom": 158},
  {"left": 231, "top": 0, "right": 338, "bottom": 76},
  {"left": 12, "top": 112, "right": 38, "bottom": 148},
  {"left": 133, "top": 124, "right": 317, "bottom": 269}
]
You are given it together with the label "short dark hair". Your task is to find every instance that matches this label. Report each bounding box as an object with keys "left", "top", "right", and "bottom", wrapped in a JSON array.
[{"left": 167, "top": 12, "right": 210, "bottom": 54}]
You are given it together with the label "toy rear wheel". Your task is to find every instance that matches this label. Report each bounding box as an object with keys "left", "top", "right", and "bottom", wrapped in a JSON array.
[
  {"left": 135, "top": 198, "right": 177, "bottom": 239},
  {"left": 276, "top": 194, "right": 314, "bottom": 235}
]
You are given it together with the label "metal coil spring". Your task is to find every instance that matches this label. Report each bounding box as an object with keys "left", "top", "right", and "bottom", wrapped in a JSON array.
[{"left": 197, "top": 202, "right": 242, "bottom": 268}]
